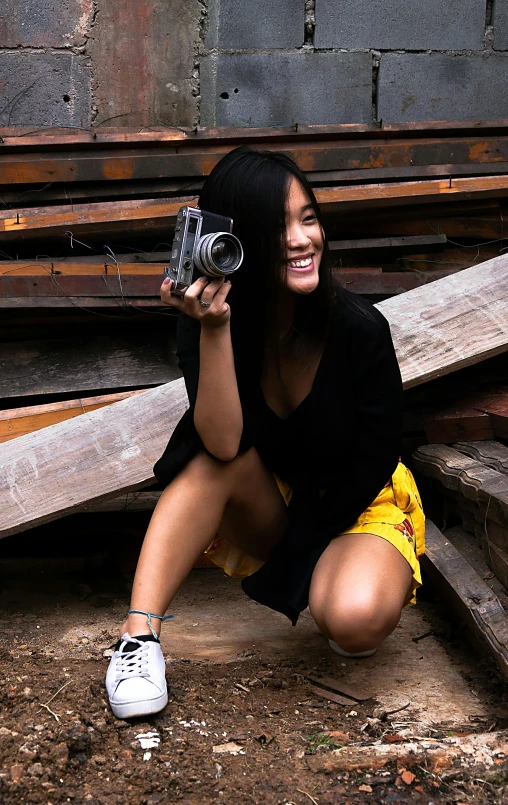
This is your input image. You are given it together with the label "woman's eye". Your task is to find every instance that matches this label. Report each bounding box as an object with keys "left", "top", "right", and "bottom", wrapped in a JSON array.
[{"left": 304, "top": 215, "right": 317, "bottom": 224}]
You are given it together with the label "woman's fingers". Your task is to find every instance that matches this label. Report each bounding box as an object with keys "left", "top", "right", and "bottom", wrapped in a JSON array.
[
  {"left": 209, "top": 279, "right": 232, "bottom": 310},
  {"left": 184, "top": 276, "right": 209, "bottom": 303},
  {"left": 160, "top": 278, "right": 184, "bottom": 309}
]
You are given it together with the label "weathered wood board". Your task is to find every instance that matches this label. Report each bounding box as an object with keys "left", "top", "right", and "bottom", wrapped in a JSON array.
[
  {"left": 378, "top": 255, "right": 508, "bottom": 388},
  {"left": 0, "top": 335, "right": 180, "bottom": 399},
  {"left": 0, "top": 258, "right": 507, "bottom": 537},
  {"left": 421, "top": 521, "right": 508, "bottom": 680},
  {"left": 0, "top": 390, "right": 147, "bottom": 442},
  {"left": 453, "top": 441, "right": 508, "bottom": 477},
  {"left": 413, "top": 444, "right": 508, "bottom": 528},
  {"left": 0, "top": 379, "right": 188, "bottom": 538}
]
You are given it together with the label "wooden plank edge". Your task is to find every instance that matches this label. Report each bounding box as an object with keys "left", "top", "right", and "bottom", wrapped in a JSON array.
[{"left": 421, "top": 521, "right": 508, "bottom": 681}]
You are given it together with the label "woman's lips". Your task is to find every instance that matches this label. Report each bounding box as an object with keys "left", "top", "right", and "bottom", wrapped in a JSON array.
[{"left": 287, "top": 255, "right": 314, "bottom": 273}]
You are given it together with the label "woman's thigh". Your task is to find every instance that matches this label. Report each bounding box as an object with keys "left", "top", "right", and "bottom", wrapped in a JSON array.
[
  {"left": 213, "top": 448, "right": 289, "bottom": 561},
  {"left": 308, "top": 532, "right": 413, "bottom": 644}
]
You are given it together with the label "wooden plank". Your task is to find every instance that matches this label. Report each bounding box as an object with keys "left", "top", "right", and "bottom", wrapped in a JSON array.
[
  {"left": 424, "top": 389, "right": 508, "bottom": 443},
  {"left": 421, "top": 521, "right": 508, "bottom": 680},
  {"left": 0, "top": 297, "right": 172, "bottom": 309},
  {"left": 0, "top": 335, "right": 180, "bottom": 399},
  {"left": 78, "top": 491, "right": 161, "bottom": 513},
  {"left": 0, "top": 390, "right": 147, "bottom": 442},
  {"left": 0, "top": 379, "right": 189, "bottom": 537},
  {"left": 3, "top": 176, "right": 508, "bottom": 242},
  {"left": 307, "top": 685, "right": 356, "bottom": 707},
  {"left": 3, "top": 120, "right": 508, "bottom": 149},
  {"left": 305, "top": 675, "right": 373, "bottom": 701},
  {"left": 334, "top": 270, "right": 457, "bottom": 295},
  {"left": 0, "top": 260, "right": 507, "bottom": 538},
  {"left": 424, "top": 408, "right": 494, "bottom": 444},
  {"left": 413, "top": 444, "right": 508, "bottom": 528},
  {"left": 0, "top": 267, "right": 457, "bottom": 301},
  {"left": 377, "top": 255, "right": 508, "bottom": 389},
  {"left": 329, "top": 235, "right": 447, "bottom": 252},
  {"left": 452, "top": 441, "right": 508, "bottom": 477},
  {"left": 4, "top": 135, "right": 508, "bottom": 184}
]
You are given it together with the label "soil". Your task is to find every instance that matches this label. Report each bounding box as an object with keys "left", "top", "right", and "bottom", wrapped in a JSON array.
[{"left": 1, "top": 545, "right": 507, "bottom": 805}]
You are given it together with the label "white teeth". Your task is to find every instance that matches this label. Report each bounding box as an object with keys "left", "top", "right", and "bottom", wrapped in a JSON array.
[{"left": 289, "top": 257, "right": 312, "bottom": 268}]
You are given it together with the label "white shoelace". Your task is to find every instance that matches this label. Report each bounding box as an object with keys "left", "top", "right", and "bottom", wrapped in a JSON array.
[{"left": 114, "top": 634, "right": 150, "bottom": 683}]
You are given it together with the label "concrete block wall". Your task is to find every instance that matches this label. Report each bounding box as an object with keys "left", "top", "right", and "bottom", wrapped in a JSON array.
[{"left": 1, "top": 0, "right": 508, "bottom": 128}]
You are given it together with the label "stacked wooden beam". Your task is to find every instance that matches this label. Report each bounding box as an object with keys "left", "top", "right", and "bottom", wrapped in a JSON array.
[{"left": 3, "top": 120, "right": 508, "bottom": 305}]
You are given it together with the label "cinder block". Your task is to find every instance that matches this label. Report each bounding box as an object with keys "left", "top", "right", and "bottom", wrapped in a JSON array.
[
  {"left": 200, "top": 52, "right": 372, "bottom": 127},
  {"left": 0, "top": 53, "right": 91, "bottom": 127},
  {"left": 88, "top": 0, "right": 201, "bottom": 127},
  {"left": 205, "top": 0, "right": 304, "bottom": 49},
  {"left": 493, "top": 0, "right": 508, "bottom": 50},
  {"left": 378, "top": 54, "right": 508, "bottom": 122},
  {"left": 315, "top": 0, "right": 485, "bottom": 50},
  {"left": 0, "top": 0, "right": 93, "bottom": 47}
]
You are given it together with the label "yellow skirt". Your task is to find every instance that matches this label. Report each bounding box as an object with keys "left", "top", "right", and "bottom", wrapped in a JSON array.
[{"left": 205, "top": 461, "right": 426, "bottom": 606}]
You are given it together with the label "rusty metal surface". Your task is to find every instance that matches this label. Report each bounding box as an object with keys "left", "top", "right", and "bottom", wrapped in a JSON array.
[{"left": 3, "top": 136, "right": 508, "bottom": 185}]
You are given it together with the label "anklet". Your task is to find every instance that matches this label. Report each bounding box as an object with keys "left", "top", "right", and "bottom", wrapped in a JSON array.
[{"left": 128, "top": 609, "right": 174, "bottom": 640}]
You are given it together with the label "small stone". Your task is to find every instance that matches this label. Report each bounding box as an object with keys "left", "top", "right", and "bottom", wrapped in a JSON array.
[
  {"left": 0, "top": 727, "right": 13, "bottom": 737},
  {"left": 27, "top": 762, "right": 44, "bottom": 777},
  {"left": 10, "top": 764, "right": 23, "bottom": 783},
  {"left": 49, "top": 742, "right": 69, "bottom": 769},
  {"left": 92, "top": 755, "right": 107, "bottom": 765}
]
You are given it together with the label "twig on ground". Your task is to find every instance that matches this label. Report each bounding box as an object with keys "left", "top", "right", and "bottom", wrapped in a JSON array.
[
  {"left": 37, "top": 679, "right": 72, "bottom": 722},
  {"left": 297, "top": 789, "right": 319, "bottom": 805}
]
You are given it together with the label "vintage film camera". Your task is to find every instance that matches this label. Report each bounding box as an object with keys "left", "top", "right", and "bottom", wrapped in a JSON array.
[{"left": 164, "top": 206, "right": 244, "bottom": 295}]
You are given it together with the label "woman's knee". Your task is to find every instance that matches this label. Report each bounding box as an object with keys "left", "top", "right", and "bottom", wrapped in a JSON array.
[{"left": 311, "top": 593, "right": 401, "bottom": 653}]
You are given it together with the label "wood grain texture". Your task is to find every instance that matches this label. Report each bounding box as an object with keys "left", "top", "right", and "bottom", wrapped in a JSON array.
[
  {"left": 413, "top": 444, "right": 508, "bottom": 529},
  {"left": 0, "top": 379, "right": 189, "bottom": 538},
  {"left": 377, "top": 255, "right": 508, "bottom": 389},
  {"left": 453, "top": 441, "right": 508, "bottom": 477},
  {"left": 0, "top": 257, "right": 507, "bottom": 537},
  {"left": 0, "top": 335, "right": 180, "bottom": 399},
  {"left": 421, "top": 521, "right": 508, "bottom": 681},
  {"left": 3, "top": 177, "right": 508, "bottom": 242},
  {"left": 0, "top": 390, "right": 147, "bottom": 442}
]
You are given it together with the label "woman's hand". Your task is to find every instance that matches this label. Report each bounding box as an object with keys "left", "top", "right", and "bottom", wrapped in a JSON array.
[{"left": 160, "top": 276, "right": 232, "bottom": 329}]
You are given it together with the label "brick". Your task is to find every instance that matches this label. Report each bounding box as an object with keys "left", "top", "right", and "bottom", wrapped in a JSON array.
[
  {"left": 205, "top": 0, "right": 304, "bottom": 49},
  {"left": 0, "top": 0, "right": 93, "bottom": 48},
  {"left": 315, "top": 0, "right": 486, "bottom": 50},
  {"left": 88, "top": 0, "right": 201, "bottom": 127},
  {"left": 200, "top": 52, "right": 372, "bottom": 127},
  {"left": 378, "top": 54, "right": 508, "bottom": 122},
  {"left": 0, "top": 53, "right": 91, "bottom": 127},
  {"left": 493, "top": 0, "right": 508, "bottom": 50}
]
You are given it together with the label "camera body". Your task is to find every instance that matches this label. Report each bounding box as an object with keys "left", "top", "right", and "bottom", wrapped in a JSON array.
[{"left": 164, "top": 206, "right": 243, "bottom": 296}]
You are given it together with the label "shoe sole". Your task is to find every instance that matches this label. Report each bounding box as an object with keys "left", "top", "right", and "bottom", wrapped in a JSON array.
[{"left": 110, "top": 690, "right": 168, "bottom": 720}]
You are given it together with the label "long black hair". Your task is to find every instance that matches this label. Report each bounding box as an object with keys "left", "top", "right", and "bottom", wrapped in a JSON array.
[{"left": 198, "top": 146, "right": 337, "bottom": 380}]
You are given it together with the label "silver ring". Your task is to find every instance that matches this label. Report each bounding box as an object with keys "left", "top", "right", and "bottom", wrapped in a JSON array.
[{"left": 199, "top": 300, "right": 211, "bottom": 308}]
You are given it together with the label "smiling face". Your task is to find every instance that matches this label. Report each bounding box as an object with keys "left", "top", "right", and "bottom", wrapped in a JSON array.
[{"left": 283, "top": 176, "right": 324, "bottom": 295}]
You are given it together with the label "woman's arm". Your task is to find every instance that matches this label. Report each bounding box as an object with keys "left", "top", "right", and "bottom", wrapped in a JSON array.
[
  {"left": 194, "top": 322, "right": 243, "bottom": 461},
  {"left": 162, "top": 275, "right": 243, "bottom": 461}
]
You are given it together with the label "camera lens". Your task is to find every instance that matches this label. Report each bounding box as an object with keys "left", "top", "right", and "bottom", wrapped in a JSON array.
[{"left": 195, "top": 232, "right": 243, "bottom": 277}]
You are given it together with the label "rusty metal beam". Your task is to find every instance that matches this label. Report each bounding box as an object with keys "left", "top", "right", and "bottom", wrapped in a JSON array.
[{"left": 3, "top": 136, "right": 508, "bottom": 185}]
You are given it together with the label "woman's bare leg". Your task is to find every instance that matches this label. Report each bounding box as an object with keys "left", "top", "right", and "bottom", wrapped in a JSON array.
[
  {"left": 122, "top": 448, "right": 288, "bottom": 638},
  {"left": 308, "top": 533, "right": 413, "bottom": 654}
]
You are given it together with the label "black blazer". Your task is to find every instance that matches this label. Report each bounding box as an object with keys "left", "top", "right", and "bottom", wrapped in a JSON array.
[{"left": 154, "top": 289, "right": 403, "bottom": 624}]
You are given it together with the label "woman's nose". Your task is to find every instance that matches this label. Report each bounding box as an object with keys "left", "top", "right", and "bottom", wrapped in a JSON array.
[{"left": 286, "top": 222, "right": 311, "bottom": 250}]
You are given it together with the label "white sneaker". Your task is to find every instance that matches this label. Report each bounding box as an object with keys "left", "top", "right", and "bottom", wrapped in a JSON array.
[
  {"left": 328, "top": 639, "right": 377, "bottom": 658},
  {"left": 106, "top": 633, "right": 168, "bottom": 719}
]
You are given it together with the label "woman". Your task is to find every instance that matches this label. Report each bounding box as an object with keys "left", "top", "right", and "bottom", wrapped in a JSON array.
[{"left": 105, "top": 147, "right": 425, "bottom": 720}]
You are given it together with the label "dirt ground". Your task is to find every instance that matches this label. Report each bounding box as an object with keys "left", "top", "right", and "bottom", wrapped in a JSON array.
[{"left": 1, "top": 546, "right": 507, "bottom": 805}]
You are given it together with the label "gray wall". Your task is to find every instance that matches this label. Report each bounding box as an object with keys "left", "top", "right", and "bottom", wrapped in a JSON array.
[{"left": 1, "top": 0, "right": 507, "bottom": 128}]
